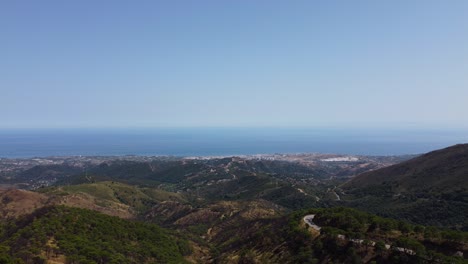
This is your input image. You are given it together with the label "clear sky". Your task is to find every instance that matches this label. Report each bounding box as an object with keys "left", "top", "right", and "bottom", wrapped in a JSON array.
[{"left": 1, "top": 1, "right": 468, "bottom": 129}]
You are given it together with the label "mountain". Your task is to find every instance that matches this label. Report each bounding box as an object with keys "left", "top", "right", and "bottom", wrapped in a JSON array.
[
  {"left": 0, "top": 206, "right": 190, "bottom": 263},
  {"left": 148, "top": 203, "right": 468, "bottom": 263},
  {"left": 1, "top": 148, "right": 467, "bottom": 262},
  {"left": 2, "top": 205, "right": 465, "bottom": 264},
  {"left": 344, "top": 144, "right": 468, "bottom": 192},
  {"left": 341, "top": 144, "right": 468, "bottom": 229}
]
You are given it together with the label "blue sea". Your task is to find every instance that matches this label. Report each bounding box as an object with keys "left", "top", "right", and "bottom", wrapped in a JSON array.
[{"left": 0, "top": 128, "right": 467, "bottom": 158}]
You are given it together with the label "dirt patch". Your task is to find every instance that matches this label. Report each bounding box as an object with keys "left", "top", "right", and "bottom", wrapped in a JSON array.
[{"left": 0, "top": 189, "right": 50, "bottom": 218}]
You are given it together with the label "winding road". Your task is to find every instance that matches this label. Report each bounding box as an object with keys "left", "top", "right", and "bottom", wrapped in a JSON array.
[
  {"left": 302, "top": 214, "right": 415, "bottom": 255},
  {"left": 303, "top": 214, "right": 321, "bottom": 231}
]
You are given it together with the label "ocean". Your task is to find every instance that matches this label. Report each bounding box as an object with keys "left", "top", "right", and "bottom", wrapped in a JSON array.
[{"left": 0, "top": 128, "right": 467, "bottom": 158}]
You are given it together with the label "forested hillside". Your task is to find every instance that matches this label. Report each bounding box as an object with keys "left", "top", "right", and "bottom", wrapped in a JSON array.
[
  {"left": 0, "top": 145, "right": 467, "bottom": 262},
  {"left": 0, "top": 206, "right": 189, "bottom": 264},
  {"left": 341, "top": 144, "right": 468, "bottom": 229}
]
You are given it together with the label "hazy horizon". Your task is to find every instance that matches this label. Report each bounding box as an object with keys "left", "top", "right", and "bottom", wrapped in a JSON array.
[{"left": 1, "top": 127, "right": 467, "bottom": 158}]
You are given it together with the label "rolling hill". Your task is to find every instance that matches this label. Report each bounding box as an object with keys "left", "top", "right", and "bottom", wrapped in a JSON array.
[
  {"left": 0, "top": 206, "right": 190, "bottom": 263},
  {"left": 1, "top": 147, "right": 467, "bottom": 262},
  {"left": 341, "top": 144, "right": 468, "bottom": 229},
  {"left": 344, "top": 144, "right": 468, "bottom": 192}
]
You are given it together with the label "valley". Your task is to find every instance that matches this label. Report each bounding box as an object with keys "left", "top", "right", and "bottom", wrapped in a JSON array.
[{"left": 0, "top": 146, "right": 466, "bottom": 263}]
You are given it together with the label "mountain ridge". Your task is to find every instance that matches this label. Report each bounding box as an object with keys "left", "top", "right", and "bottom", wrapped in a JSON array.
[
  {"left": 341, "top": 143, "right": 468, "bottom": 229},
  {"left": 343, "top": 143, "right": 468, "bottom": 193}
]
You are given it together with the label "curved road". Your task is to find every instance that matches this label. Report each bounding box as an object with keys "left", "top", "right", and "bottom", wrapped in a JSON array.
[
  {"left": 302, "top": 214, "right": 415, "bottom": 255},
  {"left": 303, "top": 214, "right": 321, "bottom": 231}
]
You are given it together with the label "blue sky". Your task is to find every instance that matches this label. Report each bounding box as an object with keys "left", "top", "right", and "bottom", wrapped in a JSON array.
[{"left": 1, "top": 1, "right": 468, "bottom": 129}]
